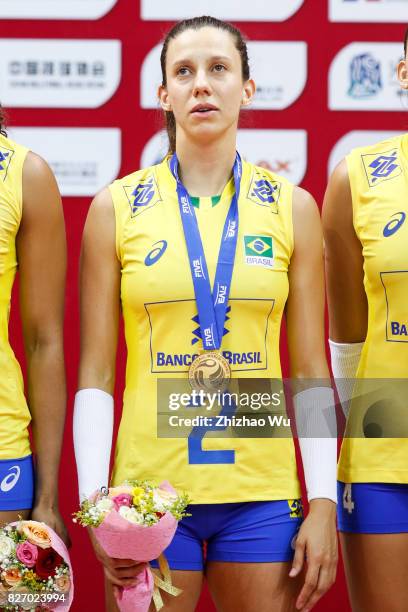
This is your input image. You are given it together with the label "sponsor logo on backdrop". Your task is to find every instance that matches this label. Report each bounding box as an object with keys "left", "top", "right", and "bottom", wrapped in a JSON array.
[
  {"left": 0, "top": 39, "right": 121, "bottom": 108},
  {"left": 9, "top": 127, "right": 121, "bottom": 197},
  {"left": 141, "top": 0, "right": 304, "bottom": 21},
  {"left": 248, "top": 42, "right": 307, "bottom": 110},
  {"left": 328, "top": 131, "right": 400, "bottom": 176},
  {"left": 141, "top": 129, "right": 307, "bottom": 186},
  {"left": 329, "top": 0, "right": 408, "bottom": 23},
  {"left": 237, "top": 130, "right": 307, "bottom": 186},
  {"left": 141, "top": 42, "right": 307, "bottom": 111},
  {"left": 329, "top": 43, "right": 403, "bottom": 110},
  {"left": 0, "top": 0, "right": 117, "bottom": 20},
  {"left": 348, "top": 53, "right": 382, "bottom": 98}
]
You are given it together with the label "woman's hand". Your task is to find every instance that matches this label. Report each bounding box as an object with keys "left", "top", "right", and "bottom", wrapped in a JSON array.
[
  {"left": 289, "top": 498, "right": 338, "bottom": 612},
  {"left": 31, "top": 504, "right": 71, "bottom": 548},
  {"left": 87, "top": 527, "right": 147, "bottom": 588}
]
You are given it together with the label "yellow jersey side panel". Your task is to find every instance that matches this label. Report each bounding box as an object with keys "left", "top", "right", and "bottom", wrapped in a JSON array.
[
  {"left": 0, "top": 134, "right": 31, "bottom": 459},
  {"left": 339, "top": 134, "right": 408, "bottom": 483},
  {"left": 110, "top": 158, "right": 301, "bottom": 503}
]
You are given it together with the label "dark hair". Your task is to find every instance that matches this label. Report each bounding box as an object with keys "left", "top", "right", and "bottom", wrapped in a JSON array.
[
  {"left": 405, "top": 27, "right": 408, "bottom": 55},
  {"left": 160, "top": 15, "right": 250, "bottom": 154},
  {"left": 0, "top": 104, "right": 7, "bottom": 137}
]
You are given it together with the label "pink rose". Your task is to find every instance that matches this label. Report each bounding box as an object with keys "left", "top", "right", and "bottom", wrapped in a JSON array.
[
  {"left": 16, "top": 541, "right": 38, "bottom": 568},
  {"left": 112, "top": 494, "right": 133, "bottom": 511}
]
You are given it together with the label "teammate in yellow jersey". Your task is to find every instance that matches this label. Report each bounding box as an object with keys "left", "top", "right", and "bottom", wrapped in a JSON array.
[
  {"left": 74, "top": 17, "right": 338, "bottom": 612},
  {"left": 0, "top": 106, "right": 68, "bottom": 544},
  {"left": 323, "top": 28, "right": 408, "bottom": 612}
]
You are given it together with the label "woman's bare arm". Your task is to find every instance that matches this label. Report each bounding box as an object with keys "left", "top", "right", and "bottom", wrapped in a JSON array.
[
  {"left": 322, "top": 159, "right": 367, "bottom": 343},
  {"left": 285, "top": 186, "right": 337, "bottom": 612},
  {"left": 78, "top": 188, "right": 121, "bottom": 392},
  {"left": 17, "top": 152, "right": 68, "bottom": 543}
]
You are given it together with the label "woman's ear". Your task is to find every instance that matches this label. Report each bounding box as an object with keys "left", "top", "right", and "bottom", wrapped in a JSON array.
[
  {"left": 241, "top": 78, "right": 256, "bottom": 107},
  {"left": 158, "top": 85, "right": 172, "bottom": 111},
  {"left": 397, "top": 59, "right": 408, "bottom": 90}
]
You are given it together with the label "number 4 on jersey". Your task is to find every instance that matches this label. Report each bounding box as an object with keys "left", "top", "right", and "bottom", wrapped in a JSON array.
[{"left": 343, "top": 483, "right": 355, "bottom": 514}]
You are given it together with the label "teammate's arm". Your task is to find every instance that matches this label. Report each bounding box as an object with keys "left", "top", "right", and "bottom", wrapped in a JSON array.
[
  {"left": 17, "top": 152, "right": 69, "bottom": 544},
  {"left": 285, "top": 186, "right": 338, "bottom": 612},
  {"left": 322, "top": 159, "right": 367, "bottom": 343}
]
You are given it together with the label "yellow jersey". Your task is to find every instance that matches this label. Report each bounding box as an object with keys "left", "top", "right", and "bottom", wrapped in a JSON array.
[
  {"left": 338, "top": 133, "right": 408, "bottom": 484},
  {"left": 0, "top": 133, "right": 31, "bottom": 460},
  {"left": 110, "top": 156, "right": 301, "bottom": 503}
]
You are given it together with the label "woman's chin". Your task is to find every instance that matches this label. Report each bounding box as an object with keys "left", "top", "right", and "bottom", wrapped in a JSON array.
[{"left": 185, "top": 124, "right": 229, "bottom": 145}]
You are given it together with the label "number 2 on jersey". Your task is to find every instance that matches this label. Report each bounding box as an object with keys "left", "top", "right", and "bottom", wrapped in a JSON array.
[{"left": 188, "top": 393, "right": 236, "bottom": 464}]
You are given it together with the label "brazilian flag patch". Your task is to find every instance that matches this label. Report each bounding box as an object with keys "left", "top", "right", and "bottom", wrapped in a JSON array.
[{"left": 244, "top": 235, "right": 274, "bottom": 268}]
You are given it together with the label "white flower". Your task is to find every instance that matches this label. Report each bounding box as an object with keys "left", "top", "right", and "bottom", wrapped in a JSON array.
[
  {"left": 0, "top": 534, "right": 15, "bottom": 562},
  {"left": 95, "top": 498, "right": 114, "bottom": 513},
  {"left": 118, "top": 506, "right": 144, "bottom": 525},
  {"left": 152, "top": 489, "right": 177, "bottom": 513}
]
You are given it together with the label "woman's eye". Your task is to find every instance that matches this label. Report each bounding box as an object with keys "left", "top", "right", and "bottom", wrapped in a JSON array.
[
  {"left": 177, "top": 67, "right": 190, "bottom": 76},
  {"left": 213, "top": 64, "right": 226, "bottom": 72}
]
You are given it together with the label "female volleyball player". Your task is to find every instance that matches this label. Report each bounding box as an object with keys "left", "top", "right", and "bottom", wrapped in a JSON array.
[
  {"left": 323, "top": 28, "right": 408, "bottom": 611},
  {"left": 0, "top": 107, "right": 69, "bottom": 543},
  {"left": 75, "top": 17, "right": 338, "bottom": 611}
]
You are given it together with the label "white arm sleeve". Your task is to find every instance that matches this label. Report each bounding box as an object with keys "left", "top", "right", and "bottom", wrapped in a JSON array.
[
  {"left": 73, "top": 388, "right": 114, "bottom": 502},
  {"left": 293, "top": 387, "right": 337, "bottom": 504},
  {"left": 329, "top": 339, "right": 364, "bottom": 418}
]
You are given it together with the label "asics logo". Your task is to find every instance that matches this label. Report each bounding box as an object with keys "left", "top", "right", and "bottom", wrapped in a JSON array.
[
  {"left": 383, "top": 212, "right": 406, "bottom": 237},
  {"left": 144, "top": 240, "right": 167, "bottom": 266},
  {"left": 0, "top": 466, "right": 20, "bottom": 492}
]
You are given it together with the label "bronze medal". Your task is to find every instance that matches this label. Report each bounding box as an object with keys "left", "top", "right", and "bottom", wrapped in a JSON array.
[{"left": 189, "top": 351, "right": 231, "bottom": 393}]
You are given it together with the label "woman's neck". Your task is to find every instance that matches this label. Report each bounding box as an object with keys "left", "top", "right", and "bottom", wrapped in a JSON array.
[{"left": 175, "top": 134, "right": 237, "bottom": 197}]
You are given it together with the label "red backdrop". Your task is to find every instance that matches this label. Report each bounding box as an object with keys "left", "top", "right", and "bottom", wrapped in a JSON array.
[{"left": 3, "top": 0, "right": 407, "bottom": 609}]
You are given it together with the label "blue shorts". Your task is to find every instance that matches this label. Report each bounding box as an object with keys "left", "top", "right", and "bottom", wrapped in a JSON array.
[
  {"left": 337, "top": 481, "right": 408, "bottom": 534},
  {"left": 151, "top": 499, "right": 303, "bottom": 571},
  {"left": 0, "top": 455, "right": 34, "bottom": 512}
]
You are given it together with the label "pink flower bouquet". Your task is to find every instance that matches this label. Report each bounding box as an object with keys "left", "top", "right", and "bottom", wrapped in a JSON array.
[
  {"left": 0, "top": 521, "right": 73, "bottom": 611},
  {"left": 73, "top": 480, "right": 190, "bottom": 612}
]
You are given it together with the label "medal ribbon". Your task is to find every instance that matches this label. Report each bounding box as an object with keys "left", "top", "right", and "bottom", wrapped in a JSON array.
[
  {"left": 169, "top": 152, "right": 242, "bottom": 350},
  {"left": 151, "top": 554, "right": 183, "bottom": 610}
]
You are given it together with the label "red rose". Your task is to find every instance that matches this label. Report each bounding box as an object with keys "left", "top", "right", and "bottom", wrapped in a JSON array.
[{"left": 35, "top": 547, "right": 63, "bottom": 580}]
